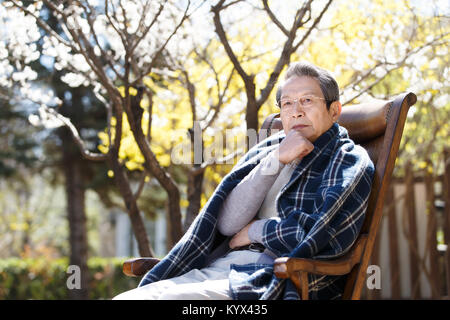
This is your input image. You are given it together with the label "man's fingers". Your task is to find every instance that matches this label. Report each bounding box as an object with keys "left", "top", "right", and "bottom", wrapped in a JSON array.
[
  {"left": 229, "top": 234, "right": 238, "bottom": 248},
  {"left": 229, "top": 231, "right": 249, "bottom": 249}
]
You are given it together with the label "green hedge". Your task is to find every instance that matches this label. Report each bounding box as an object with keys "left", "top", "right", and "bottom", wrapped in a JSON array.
[{"left": 0, "top": 257, "right": 141, "bottom": 299}]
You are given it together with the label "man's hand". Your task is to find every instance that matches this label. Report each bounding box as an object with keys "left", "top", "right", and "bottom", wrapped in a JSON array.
[
  {"left": 278, "top": 130, "right": 314, "bottom": 164},
  {"left": 229, "top": 221, "right": 255, "bottom": 249}
]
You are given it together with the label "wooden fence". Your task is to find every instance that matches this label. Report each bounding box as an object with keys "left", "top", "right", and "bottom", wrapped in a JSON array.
[{"left": 362, "top": 152, "right": 450, "bottom": 299}]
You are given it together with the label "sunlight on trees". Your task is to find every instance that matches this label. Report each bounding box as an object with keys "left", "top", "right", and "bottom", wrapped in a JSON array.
[{"left": 0, "top": 0, "right": 448, "bottom": 263}]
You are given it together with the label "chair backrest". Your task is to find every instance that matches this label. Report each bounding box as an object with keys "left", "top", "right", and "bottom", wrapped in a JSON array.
[{"left": 258, "top": 92, "right": 417, "bottom": 299}]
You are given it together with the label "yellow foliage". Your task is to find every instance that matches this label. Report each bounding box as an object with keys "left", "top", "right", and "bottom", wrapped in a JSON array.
[
  {"left": 125, "top": 161, "right": 143, "bottom": 171},
  {"left": 96, "top": 0, "right": 449, "bottom": 200},
  {"left": 10, "top": 222, "right": 29, "bottom": 231},
  {"left": 418, "top": 161, "right": 427, "bottom": 169},
  {"left": 200, "top": 194, "right": 207, "bottom": 209},
  {"left": 97, "top": 144, "right": 109, "bottom": 154},
  {"left": 180, "top": 198, "right": 189, "bottom": 209},
  {"left": 118, "top": 86, "right": 137, "bottom": 98}
]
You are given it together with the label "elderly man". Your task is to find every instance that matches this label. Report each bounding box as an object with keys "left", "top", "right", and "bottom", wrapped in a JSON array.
[{"left": 114, "top": 61, "right": 374, "bottom": 300}]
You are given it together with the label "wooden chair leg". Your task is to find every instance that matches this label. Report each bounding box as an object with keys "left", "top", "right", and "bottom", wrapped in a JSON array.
[
  {"left": 342, "top": 264, "right": 359, "bottom": 300},
  {"left": 299, "top": 271, "right": 309, "bottom": 300},
  {"left": 291, "top": 271, "right": 309, "bottom": 300}
]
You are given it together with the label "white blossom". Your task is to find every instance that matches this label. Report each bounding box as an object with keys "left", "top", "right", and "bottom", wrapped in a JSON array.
[
  {"left": 434, "top": 94, "right": 448, "bottom": 108},
  {"left": 11, "top": 66, "right": 37, "bottom": 83},
  {"left": 28, "top": 105, "right": 65, "bottom": 129},
  {"left": 61, "top": 73, "right": 87, "bottom": 87}
]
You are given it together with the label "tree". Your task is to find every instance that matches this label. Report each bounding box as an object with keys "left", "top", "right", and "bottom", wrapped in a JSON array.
[
  {"left": 0, "top": 98, "right": 39, "bottom": 179},
  {"left": 3, "top": 0, "right": 448, "bottom": 262},
  {"left": 0, "top": 91, "right": 40, "bottom": 259},
  {"left": 304, "top": 0, "right": 450, "bottom": 176},
  {"left": 212, "top": 0, "right": 334, "bottom": 149},
  {"left": 4, "top": 0, "right": 196, "bottom": 255},
  {"left": 2, "top": 1, "right": 120, "bottom": 298},
  {"left": 98, "top": 38, "right": 244, "bottom": 232}
]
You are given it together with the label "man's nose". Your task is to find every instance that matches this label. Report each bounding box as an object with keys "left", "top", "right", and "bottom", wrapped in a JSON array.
[{"left": 292, "top": 101, "right": 305, "bottom": 117}]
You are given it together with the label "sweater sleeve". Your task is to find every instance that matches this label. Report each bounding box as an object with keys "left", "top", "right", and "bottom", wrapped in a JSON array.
[
  {"left": 248, "top": 219, "right": 268, "bottom": 243},
  {"left": 216, "top": 149, "right": 285, "bottom": 236}
]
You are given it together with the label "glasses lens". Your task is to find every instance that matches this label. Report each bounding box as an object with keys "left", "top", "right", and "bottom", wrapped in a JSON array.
[{"left": 280, "top": 99, "right": 293, "bottom": 108}]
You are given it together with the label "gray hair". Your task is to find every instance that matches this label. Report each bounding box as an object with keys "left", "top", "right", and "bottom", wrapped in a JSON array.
[{"left": 276, "top": 62, "right": 339, "bottom": 110}]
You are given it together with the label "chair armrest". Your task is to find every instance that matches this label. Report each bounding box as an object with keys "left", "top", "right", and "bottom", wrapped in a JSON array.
[
  {"left": 273, "top": 234, "right": 368, "bottom": 278},
  {"left": 123, "top": 258, "right": 161, "bottom": 277}
]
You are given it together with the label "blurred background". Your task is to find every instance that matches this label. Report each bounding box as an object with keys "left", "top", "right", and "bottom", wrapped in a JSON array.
[{"left": 0, "top": 0, "right": 448, "bottom": 299}]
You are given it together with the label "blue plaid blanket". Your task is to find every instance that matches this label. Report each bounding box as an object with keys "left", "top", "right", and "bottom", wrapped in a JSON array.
[{"left": 139, "top": 122, "right": 375, "bottom": 299}]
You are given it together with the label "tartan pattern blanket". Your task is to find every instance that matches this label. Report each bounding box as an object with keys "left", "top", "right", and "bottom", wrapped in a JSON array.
[{"left": 138, "top": 122, "right": 375, "bottom": 299}]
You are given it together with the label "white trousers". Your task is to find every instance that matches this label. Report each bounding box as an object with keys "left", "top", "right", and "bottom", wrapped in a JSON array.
[{"left": 113, "top": 250, "right": 264, "bottom": 300}]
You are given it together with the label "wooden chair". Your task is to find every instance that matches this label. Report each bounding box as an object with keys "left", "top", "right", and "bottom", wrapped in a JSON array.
[{"left": 122, "top": 92, "right": 417, "bottom": 300}]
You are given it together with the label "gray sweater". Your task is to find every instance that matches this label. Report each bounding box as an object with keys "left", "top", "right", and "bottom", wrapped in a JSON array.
[{"left": 216, "top": 149, "right": 300, "bottom": 260}]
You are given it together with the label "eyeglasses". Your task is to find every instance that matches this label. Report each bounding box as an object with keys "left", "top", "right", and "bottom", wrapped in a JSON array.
[{"left": 277, "top": 95, "right": 326, "bottom": 109}]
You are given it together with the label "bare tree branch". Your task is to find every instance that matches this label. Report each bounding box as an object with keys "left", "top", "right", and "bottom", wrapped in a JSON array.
[
  {"left": 79, "top": 0, "right": 124, "bottom": 81},
  {"left": 342, "top": 32, "right": 449, "bottom": 105},
  {"left": 292, "top": 0, "right": 332, "bottom": 52},
  {"left": 44, "top": 106, "right": 108, "bottom": 161},
  {"left": 190, "top": 147, "right": 245, "bottom": 177},
  {"left": 42, "top": 0, "right": 120, "bottom": 100},
  {"left": 130, "top": 1, "right": 192, "bottom": 86},
  {"left": 144, "top": 87, "right": 154, "bottom": 144},
  {"left": 218, "top": 0, "right": 245, "bottom": 11},
  {"left": 203, "top": 67, "right": 236, "bottom": 130},
  {"left": 104, "top": 0, "right": 128, "bottom": 48},
  {"left": 211, "top": 0, "right": 250, "bottom": 82},
  {"left": 181, "top": 70, "right": 197, "bottom": 122},
  {"left": 262, "top": 0, "right": 289, "bottom": 36},
  {"left": 129, "top": 1, "right": 165, "bottom": 56},
  {"left": 8, "top": 0, "right": 73, "bottom": 49},
  {"left": 133, "top": 170, "right": 148, "bottom": 201},
  {"left": 256, "top": 0, "right": 318, "bottom": 106}
]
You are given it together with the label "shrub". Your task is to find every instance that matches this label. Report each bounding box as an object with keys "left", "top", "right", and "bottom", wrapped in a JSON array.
[{"left": 0, "top": 257, "right": 141, "bottom": 299}]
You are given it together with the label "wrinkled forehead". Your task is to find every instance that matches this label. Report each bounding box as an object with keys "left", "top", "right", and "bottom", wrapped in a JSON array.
[{"left": 279, "top": 76, "right": 323, "bottom": 99}]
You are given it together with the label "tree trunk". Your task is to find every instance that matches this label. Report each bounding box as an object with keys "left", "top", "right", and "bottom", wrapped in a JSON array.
[
  {"left": 245, "top": 88, "right": 260, "bottom": 150},
  {"left": 183, "top": 121, "right": 205, "bottom": 232},
  {"left": 62, "top": 133, "right": 89, "bottom": 300},
  {"left": 103, "top": 92, "right": 155, "bottom": 258},
  {"left": 107, "top": 153, "right": 154, "bottom": 257},
  {"left": 126, "top": 89, "right": 183, "bottom": 247},
  {"left": 165, "top": 185, "right": 183, "bottom": 247},
  {"left": 184, "top": 169, "right": 205, "bottom": 233}
]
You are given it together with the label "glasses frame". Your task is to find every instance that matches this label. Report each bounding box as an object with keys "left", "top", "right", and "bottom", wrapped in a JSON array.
[{"left": 277, "top": 94, "right": 326, "bottom": 109}]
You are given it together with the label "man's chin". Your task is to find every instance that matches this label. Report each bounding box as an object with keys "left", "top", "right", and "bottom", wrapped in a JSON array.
[{"left": 289, "top": 128, "right": 314, "bottom": 141}]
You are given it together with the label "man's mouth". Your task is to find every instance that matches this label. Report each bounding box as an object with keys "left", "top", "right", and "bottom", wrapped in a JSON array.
[{"left": 292, "top": 124, "right": 308, "bottom": 130}]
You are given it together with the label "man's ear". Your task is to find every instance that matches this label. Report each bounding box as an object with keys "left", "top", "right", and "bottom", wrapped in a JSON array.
[{"left": 330, "top": 101, "right": 342, "bottom": 122}]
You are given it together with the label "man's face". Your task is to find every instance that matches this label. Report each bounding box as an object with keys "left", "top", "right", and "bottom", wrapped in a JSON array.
[{"left": 279, "top": 76, "right": 341, "bottom": 142}]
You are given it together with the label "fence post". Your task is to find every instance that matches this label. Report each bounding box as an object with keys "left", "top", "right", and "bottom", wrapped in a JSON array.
[
  {"left": 368, "top": 226, "right": 382, "bottom": 300},
  {"left": 443, "top": 149, "right": 450, "bottom": 298},
  {"left": 387, "top": 181, "right": 401, "bottom": 299},
  {"left": 424, "top": 161, "right": 440, "bottom": 298},
  {"left": 405, "top": 162, "right": 422, "bottom": 299}
]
